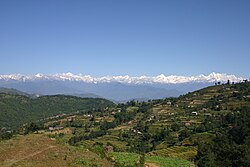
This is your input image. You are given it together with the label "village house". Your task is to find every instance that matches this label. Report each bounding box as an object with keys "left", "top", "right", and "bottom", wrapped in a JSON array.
[
  {"left": 204, "top": 113, "right": 212, "bottom": 117},
  {"left": 48, "top": 126, "right": 64, "bottom": 132},
  {"left": 104, "top": 145, "right": 113, "bottom": 152},
  {"left": 191, "top": 111, "right": 198, "bottom": 116},
  {"left": 202, "top": 108, "right": 208, "bottom": 111},
  {"left": 128, "top": 120, "right": 134, "bottom": 125},
  {"left": 111, "top": 111, "right": 116, "bottom": 115}
]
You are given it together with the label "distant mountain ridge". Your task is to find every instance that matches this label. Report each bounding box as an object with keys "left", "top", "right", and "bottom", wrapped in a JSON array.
[
  {"left": 0, "top": 72, "right": 246, "bottom": 101},
  {"left": 0, "top": 87, "right": 30, "bottom": 96},
  {"left": 0, "top": 87, "right": 102, "bottom": 99},
  {"left": 0, "top": 72, "right": 244, "bottom": 84}
]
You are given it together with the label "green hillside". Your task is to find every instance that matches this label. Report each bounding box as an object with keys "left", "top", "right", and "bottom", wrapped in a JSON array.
[
  {"left": 0, "top": 94, "right": 114, "bottom": 129},
  {"left": 177, "top": 81, "right": 250, "bottom": 109},
  {"left": 0, "top": 81, "right": 249, "bottom": 167}
]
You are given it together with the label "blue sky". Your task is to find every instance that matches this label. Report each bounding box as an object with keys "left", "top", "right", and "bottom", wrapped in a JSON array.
[{"left": 0, "top": 0, "right": 249, "bottom": 77}]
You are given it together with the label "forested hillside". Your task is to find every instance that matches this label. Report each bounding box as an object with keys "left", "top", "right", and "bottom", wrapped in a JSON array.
[{"left": 0, "top": 94, "right": 114, "bottom": 129}]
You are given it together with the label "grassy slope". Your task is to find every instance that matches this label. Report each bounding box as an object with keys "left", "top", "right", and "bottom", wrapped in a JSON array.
[{"left": 0, "top": 133, "right": 112, "bottom": 167}]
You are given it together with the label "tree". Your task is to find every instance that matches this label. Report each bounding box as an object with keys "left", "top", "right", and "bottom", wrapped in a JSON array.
[
  {"left": 196, "top": 107, "right": 250, "bottom": 167},
  {"left": 196, "top": 143, "right": 216, "bottom": 167},
  {"left": 178, "top": 129, "right": 191, "bottom": 141},
  {"left": 171, "top": 122, "right": 181, "bottom": 132},
  {"left": 25, "top": 122, "right": 40, "bottom": 134}
]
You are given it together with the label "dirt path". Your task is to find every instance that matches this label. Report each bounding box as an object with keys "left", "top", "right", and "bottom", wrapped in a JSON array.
[
  {"left": 145, "top": 162, "right": 160, "bottom": 167},
  {"left": 4, "top": 145, "right": 55, "bottom": 167}
]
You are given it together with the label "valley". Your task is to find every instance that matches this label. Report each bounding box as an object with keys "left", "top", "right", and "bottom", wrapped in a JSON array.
[{"left": 0, "top": 81, "right": 249, "bottom": 166}]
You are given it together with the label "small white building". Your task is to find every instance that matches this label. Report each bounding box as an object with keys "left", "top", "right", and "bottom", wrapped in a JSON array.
[{"left": 191, "top": 111, "right": 198, "bottom": 116}]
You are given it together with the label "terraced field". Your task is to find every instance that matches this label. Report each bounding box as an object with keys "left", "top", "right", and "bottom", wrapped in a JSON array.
[
  {"left": 109, "top": 152, "right": 194, "bottom": 167},
  {"left": 148, "top": 146, "right": 197, "bottom": 160},
  {"left": 81, "top": 135, "right": 128, "bottom": 151},
  {"left": 109, "top": 152, "right": 141, "bottom": 166},
  {"left": 145, "top": 155, "right": 195, "bottom": 167}
]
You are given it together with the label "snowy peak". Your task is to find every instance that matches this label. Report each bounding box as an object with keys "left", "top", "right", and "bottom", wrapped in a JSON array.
[{"left": 0, "top": 72, "right": 245, "bottom": 84}]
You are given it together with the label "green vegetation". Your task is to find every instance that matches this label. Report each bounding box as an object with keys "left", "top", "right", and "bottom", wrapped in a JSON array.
[
  {"left": 148, "top": 146, "right": 197, "bottom": 160},
  {"left": 0, "top": 94, "right": 114, "bottom": 128},
  {"left": 70, "top": 158, "right": 100, "bottom": 167},
  {"left": 145, "top": 155, "right": 192, "bottom": 167},
  {"left": 0, "top": 81, "right": 249, "bottom": 166},
  {"left": 66, "top": 82, "right": 250, "bottom": 166},
  {"left": 109, "top": 152, "right": 141, "bottom": 167},
  {"left": 195, "top": 106, "right": 250, "bottom": 167}
]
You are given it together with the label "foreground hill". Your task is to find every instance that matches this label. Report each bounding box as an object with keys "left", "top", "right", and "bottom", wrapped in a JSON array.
[
  {"left": 0, "top": 94, "right": 114, "bottom": 129},
  {"left": 0, "top": 134, "right": 112, "bottom": 167}
]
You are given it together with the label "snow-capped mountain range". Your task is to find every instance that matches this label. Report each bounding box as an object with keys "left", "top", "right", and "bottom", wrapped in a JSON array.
[
  {"left": 0, "top": 72, "right": 246, "bottom": 101},
  {"left": 0, "top": 72, "right": 245, "bottom": 84}
]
